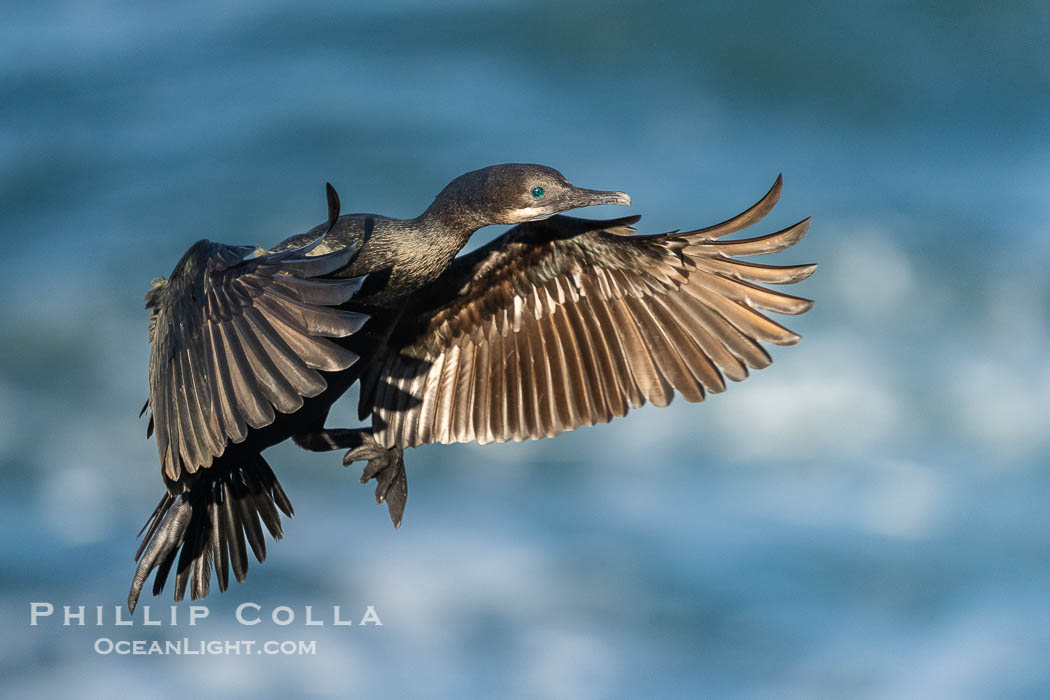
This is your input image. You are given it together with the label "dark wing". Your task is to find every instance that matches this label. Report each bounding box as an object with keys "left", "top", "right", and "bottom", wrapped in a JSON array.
[
  {"left": 146, "top": 229, "right": 368, "bottom": 481},
  {"left": 360, "top": 175, "right": 815, "bottom": 449}
]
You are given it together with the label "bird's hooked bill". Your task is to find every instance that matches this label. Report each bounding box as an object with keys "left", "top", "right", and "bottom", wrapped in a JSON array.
[{"left": 571, "top": 188, "right": 632, "bottom": 207}]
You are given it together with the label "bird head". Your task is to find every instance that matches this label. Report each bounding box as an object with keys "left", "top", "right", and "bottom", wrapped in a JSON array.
[{"left": 429, "top": 163, "right": 631, "bottom": 227}]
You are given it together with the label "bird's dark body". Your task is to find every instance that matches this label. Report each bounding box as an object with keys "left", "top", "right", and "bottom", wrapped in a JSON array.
[
  {"left": 129, "top": 163, "right": 815, "bottom": 611},
  {"left": 282, "top": 215, "right": 464, "bottom": 307}
]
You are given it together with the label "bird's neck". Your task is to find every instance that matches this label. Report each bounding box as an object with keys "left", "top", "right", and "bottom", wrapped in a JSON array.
[{"left": 413, "top": 198, "right": 489, "bottom": 254}]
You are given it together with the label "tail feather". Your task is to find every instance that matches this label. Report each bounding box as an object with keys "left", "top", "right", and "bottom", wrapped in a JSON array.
[
  {"left": 135, "top": 493, "right": 173, "bottom": 554},
  {"left": 224, "top": 485, "right": 249, "bottom": 583},
  {"left": 208, "top": 496, "right": 228, "bottom": 592},
  {"left": 128, "top": 454, "right": 293, "bottom": 613}
]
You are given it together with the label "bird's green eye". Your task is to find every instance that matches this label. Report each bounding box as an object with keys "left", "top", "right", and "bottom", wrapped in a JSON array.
[{"left": 531, "top": 186, "right": 544, "bottom": 199}]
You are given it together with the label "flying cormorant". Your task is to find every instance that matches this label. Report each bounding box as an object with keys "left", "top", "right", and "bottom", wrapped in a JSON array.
[{"left": 130, "top": 164, "right": 815, "bottom": 611}]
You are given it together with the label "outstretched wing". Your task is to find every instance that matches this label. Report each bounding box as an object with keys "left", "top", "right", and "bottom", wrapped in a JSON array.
[
  {"left": 361, "top": 175, "right": 815, "bottom": 448},
  {"left": 146, "top": 187, "right": 368, "bottom": 480}
]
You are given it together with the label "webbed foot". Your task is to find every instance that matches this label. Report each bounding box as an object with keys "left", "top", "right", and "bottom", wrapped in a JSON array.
[
  {"left": 343, "top": 433, "right": 407, "bottom": 529},
  {"left": 293, "top": 428, "right": 407, "bottom": 528}
]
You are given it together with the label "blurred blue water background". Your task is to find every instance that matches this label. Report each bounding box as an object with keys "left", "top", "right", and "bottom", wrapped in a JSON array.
[{"left": 2, "top": 1, "right": 1048, "bottom": 698}]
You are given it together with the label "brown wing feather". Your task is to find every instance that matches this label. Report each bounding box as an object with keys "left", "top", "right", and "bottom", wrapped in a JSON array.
[
  {"left": 146, "top": 238, "right": 367, "bottom": 480},
  {"left": 365, "top": 178, "right": 815, "bottom": 449}
]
